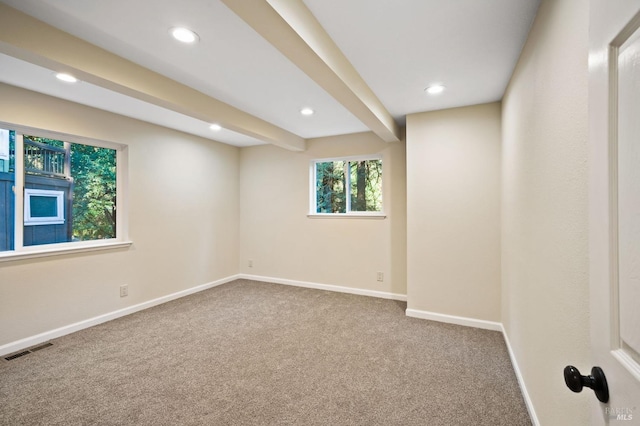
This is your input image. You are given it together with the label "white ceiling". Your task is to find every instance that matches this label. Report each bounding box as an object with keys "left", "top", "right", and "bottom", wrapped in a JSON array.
[
  {"left": 0, "top": 53, "right": 266, "bottom": 147},
  {"left": 0, "top": 0, "right": 539, "bottom": 148},
  {"left": 303, "top": 0, "right": 541, "bottom": 121}
]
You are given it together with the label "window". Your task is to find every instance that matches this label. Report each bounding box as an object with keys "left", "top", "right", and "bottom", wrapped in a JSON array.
[
  {"left": 311, "top": 156, "right": 383, "bottom": 215},
  {"left": 0, "top": 124, "right": 129, "bottom": 259},
  {"left": 24, "top": 189, "right": 65, "bottom": 225}
]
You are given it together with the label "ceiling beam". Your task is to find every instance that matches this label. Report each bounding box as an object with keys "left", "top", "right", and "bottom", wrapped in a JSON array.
[
  {"left": 221, "top": 0, "right": 401, "bottom": 143},
  {"left": 0, "top": 4, "right": 306, "bottom": 151}
]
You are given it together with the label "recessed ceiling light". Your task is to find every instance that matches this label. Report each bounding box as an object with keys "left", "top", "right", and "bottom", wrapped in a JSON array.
[
  {"left": 300, "top": 108, "right": 314, "bottom": 116},
  {"left": 209, "top": 124, "right": 222, "bottom": 131},
  {"left": 170, "top": 27, "right": 199, "bottom": 44},
  {"left": 425, "top": 84, "right": 445, "bottom": 95},
  {"left": 55, "top": 73, "right": 78, "bottom": 83}
]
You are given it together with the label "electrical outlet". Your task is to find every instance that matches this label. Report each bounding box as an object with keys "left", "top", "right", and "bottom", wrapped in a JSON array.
[
  {"left": 377, "top": 272, "right": 384, "bottom": 282},
  {"left": 248, "top": 259, "right": 253, "bottom": 268},
  {"left": 119, "top": 285, "right": 128, "bottom": 297}
]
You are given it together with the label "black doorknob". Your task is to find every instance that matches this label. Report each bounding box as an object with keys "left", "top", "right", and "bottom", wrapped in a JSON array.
[{"left": 563, "top": 365, "right": 609, "bottom": 403}]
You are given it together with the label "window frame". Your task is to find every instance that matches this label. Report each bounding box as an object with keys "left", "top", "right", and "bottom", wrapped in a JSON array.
[
  {"left": 308, "top": 154, "right": 386, "bottom": 219},
  {"left": 0, "top": 128, "right": 10, "bottom": 161},
  {"left": 0, "top": 122, "right": 131, "bottom": 262},
  {"left": 24, "top": 188, "right": 65, "bottom": 226}
]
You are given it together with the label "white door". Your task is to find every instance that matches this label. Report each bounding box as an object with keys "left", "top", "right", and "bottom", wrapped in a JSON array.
[{"left": 590, "top": 0, "right": 640, "bottom": 424}]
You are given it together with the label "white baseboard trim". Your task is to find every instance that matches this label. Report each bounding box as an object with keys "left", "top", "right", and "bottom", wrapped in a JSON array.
[
  {"left": 501, "top": 325, "right": 540, "bottom": 426},
  {"left": 405, "top": 308, "right": 502, "bottom": 331},
  {"left": 238, "top": 274, "right": 407, "bottom": 302},
  {"left": 0, "top": 274, "right": 240, "bottom": 357}
]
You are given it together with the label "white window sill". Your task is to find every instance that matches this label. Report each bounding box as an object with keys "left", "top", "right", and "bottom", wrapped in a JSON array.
[
  {"left": 307, "top": 213, "right": 387, "bottom": 220},
  {"left": 0, "top": 240, "right": 133, "bottom": 263}
]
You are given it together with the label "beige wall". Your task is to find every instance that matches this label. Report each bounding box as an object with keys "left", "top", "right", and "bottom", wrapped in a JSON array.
[
  {"left": 501, "top": 0, "right": 590, "bottom": 424},
  {"left": 406, "top": 102, "right": 502, "bottom": 322},
  {"left": 0, "top": 84, "right": 240, "bottom": 347},
  {"left": 239, "top": 132, "right": 406, "bottom": 296}
]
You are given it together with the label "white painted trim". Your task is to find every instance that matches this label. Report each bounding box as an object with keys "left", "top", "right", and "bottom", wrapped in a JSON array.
[
  {"left": 501, "top": 325, "right": 540, "bottom": 426},
  {"left": 312, "top": 154, "right": 383, "bottom": 164},
  {"left": 404, "top": 308, "right": 502, "bottom": 331},
  {"left": 0, "top": 240, "right": 134, "bottom": 263},
  {"left": 24, "top": 189, "right": 65, "bottom": 225},
  {"left": 307, "top": 213, "right": 386, "bottom": 219},
  {"left": 238, "top": 274, "right": 407, "bottom": 301},
  {"left": 0, "top": 274, "right": 240, "bottom": 357},
  {"left": 14, "top": 134, "right": 24, "bottom": 249},
  {"left": 611, "top": 348, "right": 640, "bottom": 383}
]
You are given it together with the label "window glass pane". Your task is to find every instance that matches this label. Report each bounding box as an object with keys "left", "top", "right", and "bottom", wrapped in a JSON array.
[
  {"left": 23, "top": 136, "right": 116, "bottom": 247},
  {"left": 0, "top": 129, "right": 15, "bottom": 252},
  {"left": 69, "top": 142, "right": 117, "bottom": 241},
  {"left": 349, "top": 159, "right": 382, "bottom": 212},
  {"left": 24, "top": 135, "right": 65, "bottom": 176},
  {"left": 315, "top": 161, "right": 345, "bottom": 213},
  {"left": 30, "top": 196, "right": 58, "bottom": 217}
]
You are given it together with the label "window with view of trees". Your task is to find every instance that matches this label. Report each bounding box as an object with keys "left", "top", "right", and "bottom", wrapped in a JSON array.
[
  {"left": 312, "top": 157, "right": 383, "bottom": 214},
  {"left": 0, "top": 126, "right": 124, "bottom": 255}
]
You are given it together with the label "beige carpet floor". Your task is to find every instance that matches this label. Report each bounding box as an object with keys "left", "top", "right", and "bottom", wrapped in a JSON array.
[{"left": 0, "top": 279, "right": 531, "bottom": 425}]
